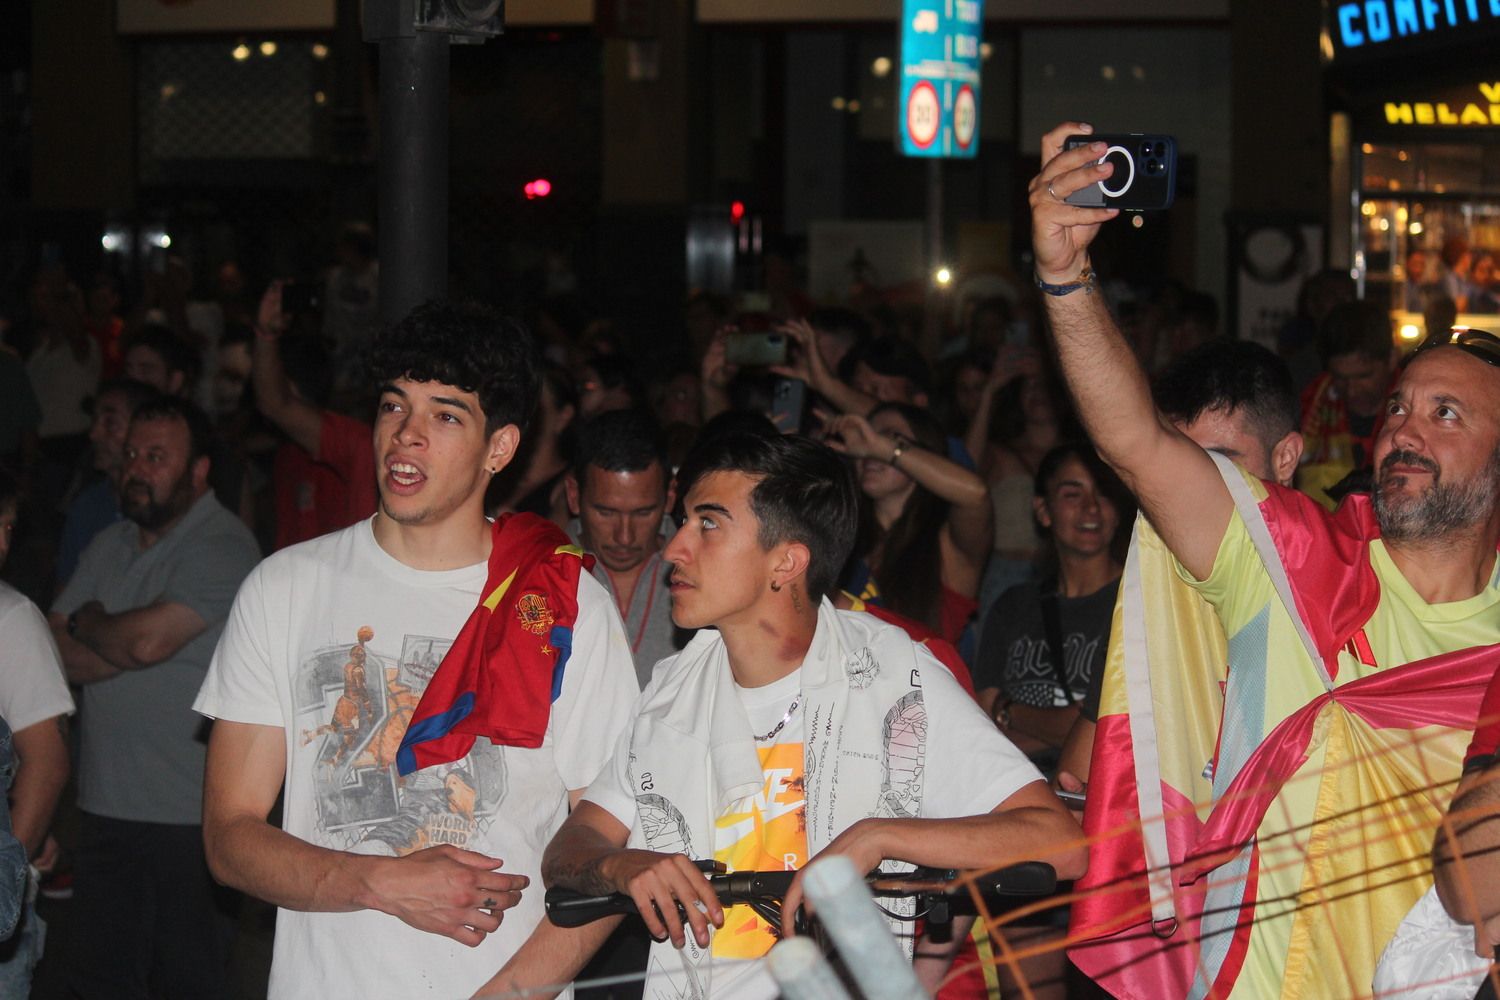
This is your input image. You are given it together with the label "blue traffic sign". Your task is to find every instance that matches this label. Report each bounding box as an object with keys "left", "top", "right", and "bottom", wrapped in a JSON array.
[{"left": 898, "top": 0, "right": 984, "bottom": 158}]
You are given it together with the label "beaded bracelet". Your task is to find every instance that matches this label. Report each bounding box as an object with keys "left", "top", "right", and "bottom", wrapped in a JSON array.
[{"left": 1034, "top": 266, "right": 1098, "bottom": 297}]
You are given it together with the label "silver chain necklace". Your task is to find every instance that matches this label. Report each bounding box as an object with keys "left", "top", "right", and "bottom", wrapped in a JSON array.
[{"left": 753, "top": 695, "right": 802, "bottom": 742}]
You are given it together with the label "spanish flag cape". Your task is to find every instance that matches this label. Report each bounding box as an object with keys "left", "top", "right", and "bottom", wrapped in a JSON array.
[
  {"left": 1068, "top": 453, "right": 1500, "bottom": 999},
  {"left": 396, "top": 513, "right": 590, "bottom": 776}
]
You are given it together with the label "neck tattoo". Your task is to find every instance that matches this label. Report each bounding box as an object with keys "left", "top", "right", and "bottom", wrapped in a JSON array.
[{"left": 754, "top": 695, "right": 802, "bottom": 743}]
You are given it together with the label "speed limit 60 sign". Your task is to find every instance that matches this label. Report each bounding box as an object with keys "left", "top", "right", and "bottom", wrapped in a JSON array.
[{"left": 898, "top": 0, "right": 984, "bottom": 159}]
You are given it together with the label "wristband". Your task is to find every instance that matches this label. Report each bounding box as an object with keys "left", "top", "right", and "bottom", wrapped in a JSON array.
[
  {"left": 1035, "top": 267, "right": 1097, "bottom": 297},
  {"left": 995, "top": 698, "right": 1013, "bottom": 731}
]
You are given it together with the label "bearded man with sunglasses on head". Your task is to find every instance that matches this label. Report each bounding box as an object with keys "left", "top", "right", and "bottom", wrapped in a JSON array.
[{"left": 1031, "top": 120, "right": 1500, "bottom": 999}]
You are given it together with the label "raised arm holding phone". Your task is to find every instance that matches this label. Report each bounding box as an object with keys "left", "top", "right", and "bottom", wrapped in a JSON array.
[{"left": 1034, "top": 120, "right": 1500, "bottom": 999}]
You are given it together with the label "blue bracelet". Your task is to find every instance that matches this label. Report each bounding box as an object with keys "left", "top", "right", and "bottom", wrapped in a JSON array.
[{"left": 1034, "top": 267, "right": 1097, "bottom": 297}]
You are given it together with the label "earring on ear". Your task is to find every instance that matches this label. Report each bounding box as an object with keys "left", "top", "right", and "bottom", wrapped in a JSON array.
[{"left": 770, "top": 580, "right": 783, "bottom": 592}]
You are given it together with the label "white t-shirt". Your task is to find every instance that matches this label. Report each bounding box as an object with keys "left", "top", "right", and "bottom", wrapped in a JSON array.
[
  {"left": 0, "top": 581, "right": 74, "bottom": 732},
  {"left": 194, "top": 518, "right": 638, "bottom": 1000},
  {"left": 585, "top": 651, "right": 1040, "bottom": 1000}
]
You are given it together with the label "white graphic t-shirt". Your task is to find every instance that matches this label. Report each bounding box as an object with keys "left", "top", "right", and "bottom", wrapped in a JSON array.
[
  {"left": 585, "top": 646, "right": 1040, "bottom": 1000},
  {"left": 195, "top": 518, "right": 638, "bottom": 1000}
]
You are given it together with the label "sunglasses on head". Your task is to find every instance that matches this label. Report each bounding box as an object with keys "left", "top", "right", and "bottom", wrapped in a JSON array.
[{"left": 1416, "top": 327, "right": 1500, "bottom": 368}]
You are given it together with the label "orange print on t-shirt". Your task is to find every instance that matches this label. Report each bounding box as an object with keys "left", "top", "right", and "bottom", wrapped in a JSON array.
[{"left": 711, "top": 742, "right": 807, "bottom": 959}]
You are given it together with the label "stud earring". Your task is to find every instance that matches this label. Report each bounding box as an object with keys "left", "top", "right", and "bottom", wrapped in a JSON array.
[{"left": 770, "top": 580, "right": 782, "bottom": 592}]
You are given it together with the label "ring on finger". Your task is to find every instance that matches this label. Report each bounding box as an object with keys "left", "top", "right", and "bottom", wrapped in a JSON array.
[{"left": 1047, "top": 182, "right": 1060, "bottom": 202}]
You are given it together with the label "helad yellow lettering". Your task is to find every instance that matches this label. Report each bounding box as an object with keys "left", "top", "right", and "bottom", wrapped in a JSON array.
[
  {"left": 1481, "top": 82, "right": 1500, "bottom": 103},
  {"left": 1460, "top": 103, "right": 1491, "bottom": 124},
  {"left": 1386, "top": 102, "right": 1414, "bottom": 123},
  {"left": 1415, "top": 103, "right": 1436, "bottom": 123},
  {"left": 1438, "top": 103, "right": 1460, "bottom": 123}
]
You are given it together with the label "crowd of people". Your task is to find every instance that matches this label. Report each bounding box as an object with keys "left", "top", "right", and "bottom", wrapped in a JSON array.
[{"left": 0, "top": 120, "right": 1494, "bottom": 1000}]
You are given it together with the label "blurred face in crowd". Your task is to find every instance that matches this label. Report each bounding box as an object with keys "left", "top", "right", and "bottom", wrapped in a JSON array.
[
  {"left": 1020, "top": 375, "right": 1055, "bottom": 427},
  {"left": 125, "top": 344, "right": 186, "bottom": 396},
  {"left": 1407, "top": 250, "right": 1429, "bottom": 284},
  {"left": 656, "top": 372, "right": 701, "bottom": 428},
  {"left": 953, "top": 362, "right": 987, "bottom": 422},
  {"left": 217, "top": 261, "right": 246, "bottom": 300},
  {"left": 1372, "top": 348, "right": 1500, "bottom": 543},
  {"left": 664, "top": 471, "right": 785, "bottom": 631},
  {"left": 858, "top": 409, "right": 919, "bottom": 508},
  {"left": 853, "top": 363, "right": 925, "bottom": 407},
  {"left": 213, "top": 341, "right": 253, "bottom": 416},
  {"left": 1034, "top": 457, "right": 1119, "bottom": 562},
  {"left": 816, "top": 329, "right": 856, "bottom": 374},
  {"left": 121, "top": 416, "right": 207, "bottom": 534},
  {"left": 87, "top": 277, "right": 121, "bottom": 321},
  {"left": 375, "top": 378, "right": 510, "bottom": 529},
  {"left": 968, "top": 306, "right": 1010, "bottom": 355},
  {"left": 89, "top": 390, "right": 136, "bottom": 478},
  {"left": 577, "top": 367, "right": 632, "bottom": 420},
  {"left": 1474, "top": 253, "right": 1496, "bottom": 289},
  {"left": 567, "top": 462, "right": 674, "bottom": 575},
  {"left": 1327, "top": 350, "right": 1392, "bottom": 419}
]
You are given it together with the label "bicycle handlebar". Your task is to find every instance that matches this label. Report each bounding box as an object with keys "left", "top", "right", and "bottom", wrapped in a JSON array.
[{"left": 544, "top": 861, "right": 1057, "bottom": 932}]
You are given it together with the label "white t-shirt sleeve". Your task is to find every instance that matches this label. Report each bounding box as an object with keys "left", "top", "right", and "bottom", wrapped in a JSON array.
[
  {"left": 194, "top": 563, "right": 285, "bottom": 728},
  {"left": 549, "top": 571, "right": 641, "bottom": 792},
  {"left": 919, "top": 646, "right": 1044, "bottom": 818},
  {"left": 0, "top": 594, "right": 74, "bottom": 732},
  {"left": 579, "top": 718, "right": 639, "bottom": 830}
]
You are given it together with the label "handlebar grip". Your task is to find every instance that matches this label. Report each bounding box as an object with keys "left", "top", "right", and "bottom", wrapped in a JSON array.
[
  {"left": 975, "top": 861, "right": 1057, "bottom": 897},
  {"left": 544, "top": 887, "right": 640, "bottom": 928}
]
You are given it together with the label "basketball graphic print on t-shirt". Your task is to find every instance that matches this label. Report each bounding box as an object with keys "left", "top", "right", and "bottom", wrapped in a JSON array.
[{"left": 295, "top": 626, "right": 507, "bottom": 854}]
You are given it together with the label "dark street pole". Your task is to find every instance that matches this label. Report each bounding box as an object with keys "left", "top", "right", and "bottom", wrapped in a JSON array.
[
  {"left": 364, "top": 0, "right": 457, "bottom": 327},
  {"left": 376, "top": 30, "right": 450, "bottom": 326}
]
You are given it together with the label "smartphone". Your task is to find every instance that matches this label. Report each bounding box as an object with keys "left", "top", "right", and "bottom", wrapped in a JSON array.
[
  {"left": 725, "top": 331, "right": 788, "bottom": 367},
  {"left": 281, "top": 282, "right": 323, "bottom": 315},
  {"left": 1056, "top": 788, "right": 1087, "bottom": 811},
  {"left": 770, "top": 377, "right": 806, "bottom": 434},
  {"left": 1063, "top": 134, "right": 1176, "bottom": 211}
]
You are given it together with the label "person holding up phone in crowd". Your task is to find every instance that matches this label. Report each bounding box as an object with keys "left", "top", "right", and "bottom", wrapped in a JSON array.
[{"left": 1032, "top": 120, "right": 1500, "bottom": 999}]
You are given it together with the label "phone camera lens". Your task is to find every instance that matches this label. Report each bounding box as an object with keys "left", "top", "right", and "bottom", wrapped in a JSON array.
[{"left": 1145, "top": 159, "right": 1161, "bottom": 174}]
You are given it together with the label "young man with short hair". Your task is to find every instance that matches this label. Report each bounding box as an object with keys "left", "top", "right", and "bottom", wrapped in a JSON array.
[
  {"left": 482, "top": 431, "right": 1085, "bottom": 1000},
  {"left": 195, "top": 301, "right": 638, "bottom": 999},
  {"left": 565, "top": 408, "right": 684, "bottom": 688}
]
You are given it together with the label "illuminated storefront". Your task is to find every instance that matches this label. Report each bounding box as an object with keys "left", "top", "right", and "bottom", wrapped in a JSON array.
[{"left": 1324, "top": 1, "right": 1500, "bottom": 344}]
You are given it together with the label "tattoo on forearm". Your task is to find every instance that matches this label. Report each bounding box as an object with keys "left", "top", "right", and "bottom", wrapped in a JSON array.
[{"left": 549, "top": 855, "right": 618, "bottom": 896}]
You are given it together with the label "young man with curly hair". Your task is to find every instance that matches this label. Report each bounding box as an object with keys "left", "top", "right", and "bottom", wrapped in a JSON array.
[{"left": 195, "top": 301, "right": 637, "bottom": 999}]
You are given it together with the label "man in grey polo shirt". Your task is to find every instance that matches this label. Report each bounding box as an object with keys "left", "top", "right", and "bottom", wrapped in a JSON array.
[
  {"left": 565, "top": 408, "right": 689, "bottom": 689},
  {"left": 50, "top": 394, "right": 260, "bottom": 1000}
]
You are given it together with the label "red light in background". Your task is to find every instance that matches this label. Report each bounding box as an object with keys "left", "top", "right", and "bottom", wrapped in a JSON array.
[
  {"left": 524, "top": 178, "right": 553, "bottom": 199},
  {"left": 730, "top": 200, "right": 745, "bottom": 222}
]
